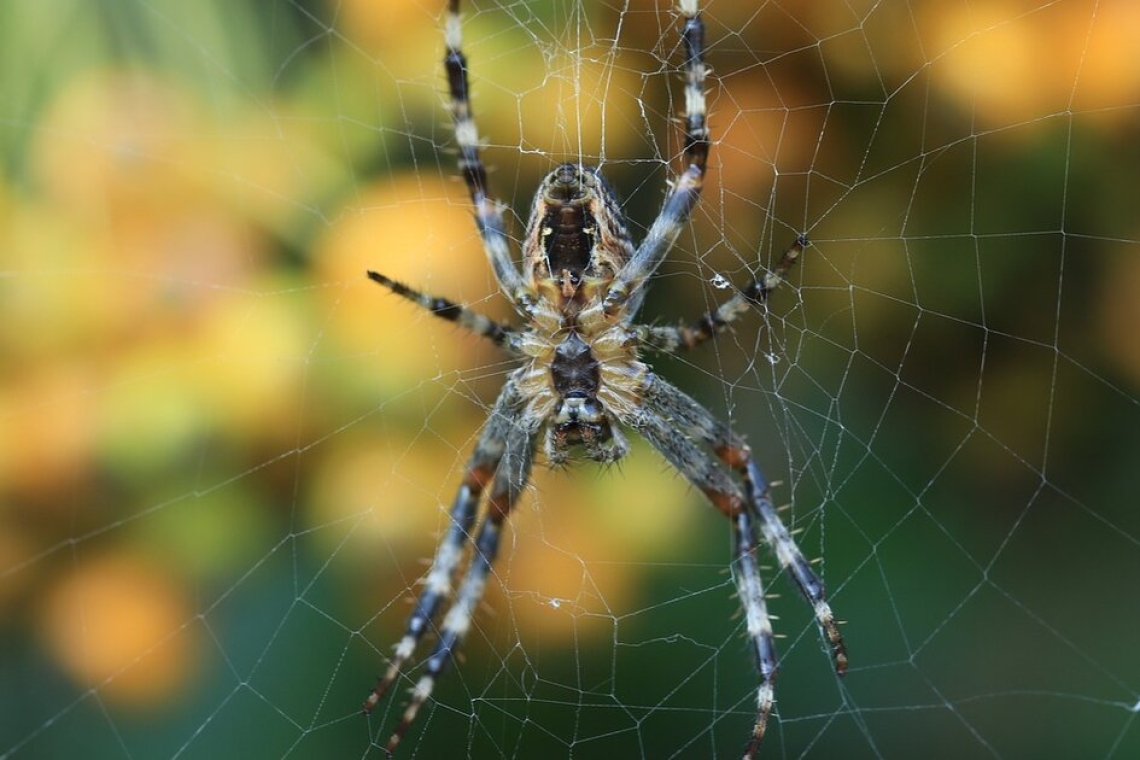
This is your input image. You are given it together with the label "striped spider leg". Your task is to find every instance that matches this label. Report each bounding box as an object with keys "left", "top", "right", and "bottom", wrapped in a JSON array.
[
  {"left": 636, "top": 234, "right": 808, "bottom": 353},
  {"left": 619, "top": 374, "right": 848, "bottom": 757},
  {"left": 364, "top": 378, "right": 538, "bottom": 754},
  {"left": 362, "top": 0, "right": 846, "bottom": 756}
]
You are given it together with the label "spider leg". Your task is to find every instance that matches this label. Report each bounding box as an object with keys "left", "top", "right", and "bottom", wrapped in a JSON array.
[
  {"left": 444, "top": 0, "right": 535, "bottom": 311},
  {"left": 384, "top": 402, "right": 538, "bottom": 754},
  {"left": 367, "top": 270, "right": 516, "bottom": 349},
  {"left": 641, "top": 375, "right": 847, "bottom": 674},
  {"left": 364, "top": 379, "right": 525, "bottom": 714},
  {"left": 604, "top": 0, "right": 708, "bottom": 318},
  {"left": 636, "top": 235, "right": 806, "bottom": 354},
  {"left": 620, "top": 374, "right": 846, "bottom": 755},
  {"left": 615, "top": 390, "right": 778, "bottom": 753},
  {"left": 731, "top": 509, "right": 778, "bottom": 758}
]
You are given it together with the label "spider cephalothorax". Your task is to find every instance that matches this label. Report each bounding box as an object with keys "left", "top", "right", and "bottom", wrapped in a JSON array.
[{"left": 362, "top": 1, "right": 847, "bottom": 757}]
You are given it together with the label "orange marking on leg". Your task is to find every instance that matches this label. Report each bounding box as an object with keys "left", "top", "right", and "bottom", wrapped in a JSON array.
[
  {"left": 487, "top": 491, "right": 515, "bottom": 522},
  {"left": 705, "top": 488, "right": 743, "bottom": 517},
  {"left": 464, "top": 464, "right": 495, "bottom": 491},
  {"left": 715, "top": 443, "right": 750, "bottom": 469}
]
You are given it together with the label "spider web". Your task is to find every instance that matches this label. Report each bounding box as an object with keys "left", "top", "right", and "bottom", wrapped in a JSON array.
[{"left": 2, "top": 0, "right": 1139, "bottom": 758}]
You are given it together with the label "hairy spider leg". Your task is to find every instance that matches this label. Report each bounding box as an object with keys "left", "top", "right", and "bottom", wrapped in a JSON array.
[
  {"left": 641, "top": 374, "right": 847, "bottom": 674},
  {"left": 367, "top": 271, "right": 516, "bottom": 348},
  {"left": 364, "top": 381, "right": 525, "bottom": 714},
  {"left": 614, "top": 381, "right": 779, "bottom": 754},
  {"left": 637, "top": 235, "right": 807, "bottom": 354},
  {"left": 738, "top": 455, "right": 848, "bottom": 667},
  {"left": 630, "top": 375, "right": 846, "bottom": 755},
  {"left": 731, "top": 509, "right": 778, "bottom": 759},
  {"left": 604, "top": 0, "right": 709, "bottom": 318},
  {"left": 444, "top": 0, "right": 535, "bottom": 310},
  {"left": 384, "top": 399, "right": 539, "bottom": 755}
]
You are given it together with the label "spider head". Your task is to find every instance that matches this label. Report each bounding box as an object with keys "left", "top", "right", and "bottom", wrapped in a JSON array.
[{"left": 525, "top": 163, "right": 633, "bottom": 304}]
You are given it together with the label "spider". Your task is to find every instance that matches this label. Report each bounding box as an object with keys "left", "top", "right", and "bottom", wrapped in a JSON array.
[{"left": 363, "top": 0, "right": 847, "bottom": 756}]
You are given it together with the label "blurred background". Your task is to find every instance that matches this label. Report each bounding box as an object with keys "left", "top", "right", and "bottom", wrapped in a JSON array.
[{"left": 2, "top": 0, "right": 1139, "bottom": 758}]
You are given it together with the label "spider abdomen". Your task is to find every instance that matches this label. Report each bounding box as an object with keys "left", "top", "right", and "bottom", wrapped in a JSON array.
[{"left": 524, "top": 163, "right": 634, "bottom": 306}]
